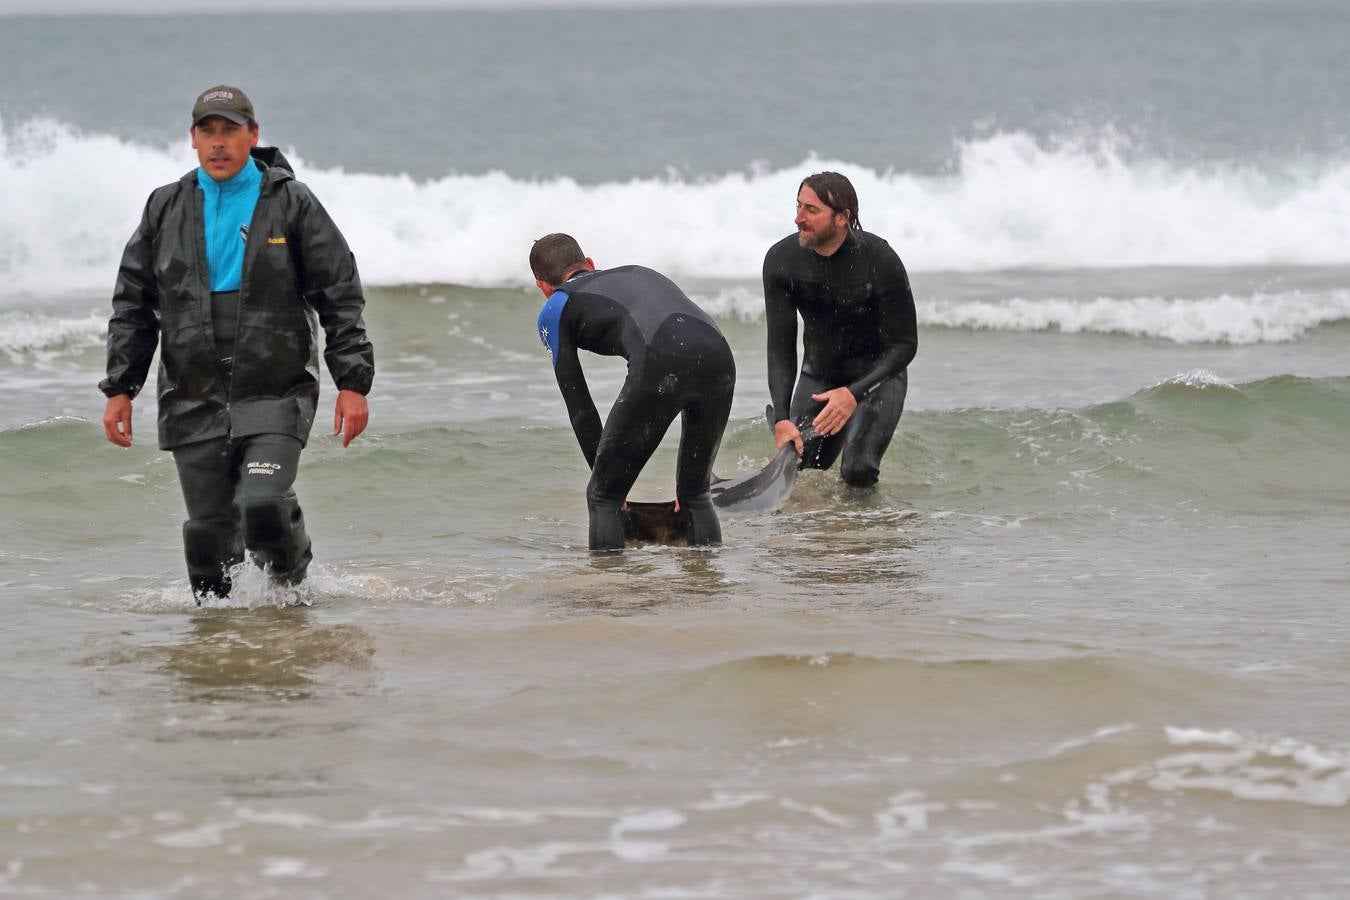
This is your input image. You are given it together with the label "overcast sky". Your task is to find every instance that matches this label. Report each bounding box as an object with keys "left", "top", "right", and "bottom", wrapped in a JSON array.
[
  {"left": 4, "top": 0, "right": 910, "bottom": 13},
  {"left": 0, "top": 0, "right": 1178, "bottom": 14}
]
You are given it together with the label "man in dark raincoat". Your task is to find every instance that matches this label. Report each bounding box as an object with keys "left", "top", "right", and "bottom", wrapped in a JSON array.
[{"left": 100, "top": 85, "right": 375, "bottom": 600}]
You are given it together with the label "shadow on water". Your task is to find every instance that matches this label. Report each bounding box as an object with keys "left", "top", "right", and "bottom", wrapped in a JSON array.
[
  {"left": 159, "top": 608, "right": 376, "bottom": 704},
  {"left": 85, "top": 608, "right": 376, "bottom": 705},
  {"left": 758, "top": 474, "right": 926, "bottom": 593},
  {"left": 76, "top": 611, "right": 380, "bottom": 799},
  {"left": 555, "top": 549, "right": 743, "bottom": 615},
  {"left": 522, "top": 480, "right": 929, "bottom": 614}
]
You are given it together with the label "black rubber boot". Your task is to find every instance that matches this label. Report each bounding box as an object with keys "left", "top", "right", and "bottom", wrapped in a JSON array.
[
  {"left": 587, "top": 504, "right": 626, "bottom": 553},
  {"left": 683, "top": 498, "right": 722, "bottom": 547},
  {"left": 182, "top": 521, "right": 244, "bottom": 602},
  {"left": 239, "top": 496, "right": 312, "bottom": 586}
]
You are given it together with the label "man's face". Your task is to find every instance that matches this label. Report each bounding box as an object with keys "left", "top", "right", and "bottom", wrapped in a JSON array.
[
  {"left": 191, "top": 116, "right": 259, "bottom": 181},
  {"left": 795, "top": 185, "right": 847, "bottom": 251}
]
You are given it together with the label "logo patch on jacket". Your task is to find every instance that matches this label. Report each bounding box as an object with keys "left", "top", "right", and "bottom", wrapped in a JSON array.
[{"left": 267, "top": 236, "right": 287, "bottom": 245}]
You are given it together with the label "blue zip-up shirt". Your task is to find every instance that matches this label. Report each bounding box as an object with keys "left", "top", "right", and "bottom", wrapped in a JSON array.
[{"left": 197, "top": 157, "right": 263, "bottom": 292}]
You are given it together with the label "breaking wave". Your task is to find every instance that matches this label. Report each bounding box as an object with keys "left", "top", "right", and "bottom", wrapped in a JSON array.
[
  {"left": 693, "top": 286, "right": 1350, "bottom": 344},
  {"left": 4, "top": 117, "right": 1350, "bottom": 295}
]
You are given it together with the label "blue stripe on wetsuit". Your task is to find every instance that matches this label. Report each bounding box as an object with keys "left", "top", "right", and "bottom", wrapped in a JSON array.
[{"left": 537, "top": 289, "right": 569, "bottom": 368}]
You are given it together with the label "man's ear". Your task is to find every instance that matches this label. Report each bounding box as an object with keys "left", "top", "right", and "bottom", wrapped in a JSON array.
[
  {"left": 536, "top": 278, "right": 554, "bottom": 298},
  {"left": 584, "top": 257, "right": 596, "bottom": 271},
  {"left": 249, "top": 123, "right": 260, "bottom": 148}
]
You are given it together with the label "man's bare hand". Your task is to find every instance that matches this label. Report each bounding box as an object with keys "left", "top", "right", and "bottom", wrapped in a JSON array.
[
  {"left": 810, "top": 387, "right": 858, "bottom": 436},
  {"left": 103, "top": 395, "right": 133, "bottom": 447},
  {"left": 774, "top": 419, "right": 803, "bottom": 457},
  {"left": 333, "top": 389, "right": 369, "bottom": 448}
]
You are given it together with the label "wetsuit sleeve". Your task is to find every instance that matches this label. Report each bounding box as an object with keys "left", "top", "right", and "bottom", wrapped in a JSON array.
[
  {"left": 100, "top": 196, "right": 161, "bottom": 399},
  {"left": 763, "top": 248, "right": 799, "bottom": 422},
  {"left": 846, "top": 244, "right": 918, "bottom": 401},
  {"left": 552, "top": 339, "right": 603, "bottom": 469},
  {"left": 291, "top": 185, "right": 376, "bottom": 395}
]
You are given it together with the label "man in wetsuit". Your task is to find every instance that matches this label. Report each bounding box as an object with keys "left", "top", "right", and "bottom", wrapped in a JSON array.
[
  {"left": 530, "top": 233, "right": 736, "bottom": 552},
  {"left": 100, "top": 85, "right": 374, "bottom": 600},
  {"left": 764, "top": 171, "right": 918, "bottom": 488}
]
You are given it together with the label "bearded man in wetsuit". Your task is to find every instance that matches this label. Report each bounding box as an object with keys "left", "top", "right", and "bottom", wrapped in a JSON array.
[
  {"left": 530, "top": 233, "right": 736, "bottom": 552},
  {"left": 764, "top": 171, "right": 918, "bottom": 488}
]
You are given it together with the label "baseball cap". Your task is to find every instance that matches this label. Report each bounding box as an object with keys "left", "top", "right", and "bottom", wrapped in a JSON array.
[{"left": 191, "top": 85, "right": 256, "bottom": 127}]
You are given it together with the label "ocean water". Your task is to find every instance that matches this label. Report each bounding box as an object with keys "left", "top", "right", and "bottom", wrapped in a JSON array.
[{"left": 2, "top": 2, "right": 1349, "bottom": 897}]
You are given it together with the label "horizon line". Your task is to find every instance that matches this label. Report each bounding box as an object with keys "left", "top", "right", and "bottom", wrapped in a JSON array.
[{"left": 0, "top": 0, "right": 1248, "bottom": 18}]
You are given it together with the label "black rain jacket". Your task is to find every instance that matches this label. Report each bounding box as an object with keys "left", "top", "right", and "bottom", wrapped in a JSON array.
[{"left": 100, "top": 147, "right": 375, "bottom": 449}]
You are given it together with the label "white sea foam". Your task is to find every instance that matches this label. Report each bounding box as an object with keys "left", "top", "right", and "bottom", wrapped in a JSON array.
[
  {"left": 152, "top": 820, "right": 235, "bottom": 849},
  {"left": 916, "top": 290, "right": 1350, "bottom": 344},
  {"left": 0, "top": 311, "right": 105, "bottom": 353},
  {"left": 1101, "top": 726, "right": 1350, "bottom": 808},
  {"left": 689, "top": 286, "right": 765, "bottom": 322},
  {"left": 693, "top": 286, "right": 1350, "bottom": 343},
  {"left": 1150, "top": 369, "right": 1236, "bottom": 390},
  {"left": 112, "top": 562, "right": 514, "bottom": 612},
  {"left": 5, "top": 117, "right": 1350, "bottom": 295},
  {"left": 6, "top": 286, "right": 1342, "bottom": 353},
  {"left": 260, "top": 857, "right": 327, "bottom": 879}
]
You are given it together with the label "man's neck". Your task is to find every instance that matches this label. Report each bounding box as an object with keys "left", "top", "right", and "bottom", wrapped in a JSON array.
[{"left": 198, "top": 157, "right": 259, "bottom": 191}]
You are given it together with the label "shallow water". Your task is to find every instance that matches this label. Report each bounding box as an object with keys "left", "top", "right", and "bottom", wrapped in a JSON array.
[
  {"left": 4, "top": 278, "right": 1348, "bottom": 896},
  {"left": 4, "top": 2, "right": 1350, "bottom": 896}
]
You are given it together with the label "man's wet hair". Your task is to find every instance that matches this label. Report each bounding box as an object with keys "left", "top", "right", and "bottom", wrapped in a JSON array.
[
  {"left": 800, "top": 171, "right": 862, "bottom": 232},
  {"left": 529, "top": 233, "right": 587, "bottom": 286}
]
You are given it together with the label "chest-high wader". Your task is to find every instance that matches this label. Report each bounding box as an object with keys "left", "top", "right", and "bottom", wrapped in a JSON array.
[{"left": 209, "top": 289, "right": 240, "bottom": 373}]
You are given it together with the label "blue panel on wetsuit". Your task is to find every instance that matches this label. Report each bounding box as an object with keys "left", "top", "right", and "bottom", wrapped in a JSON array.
[{"left": 536, "top": 289, "right": 569, "bottom": 368}]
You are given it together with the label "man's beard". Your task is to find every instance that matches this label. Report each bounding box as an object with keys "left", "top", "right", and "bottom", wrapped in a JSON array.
[{"left": 797, "top": 218, "right": 843, "bottom": 250}]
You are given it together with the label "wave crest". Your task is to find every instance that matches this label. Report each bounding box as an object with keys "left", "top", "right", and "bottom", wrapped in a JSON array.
[
  {"left": 5, "top": 118, "right": 1350, "bottom": 295},
  {"left": 693, "top": 287, "right": 1350, "bottom": 344},
  {"left": 0, "top": 310, "right": 106, "bottom": 352},
  {"left": 919, "top": 290, "right": 1350, "bottom": 344}
]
